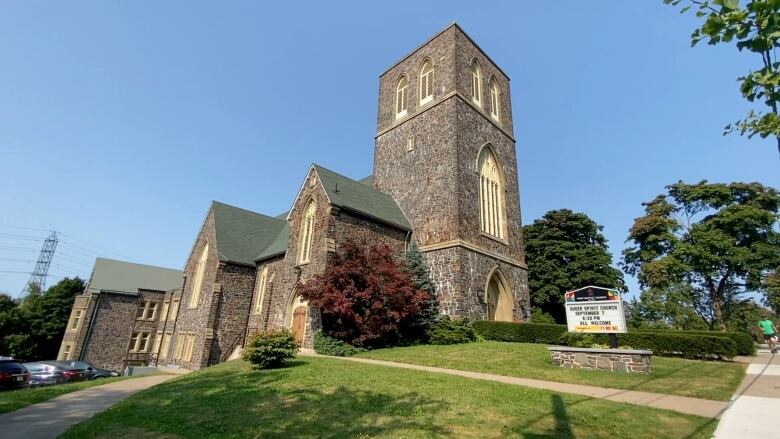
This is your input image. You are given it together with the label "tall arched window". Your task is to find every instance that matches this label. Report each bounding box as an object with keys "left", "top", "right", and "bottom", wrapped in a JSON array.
[
  {"left": 489, "top": 77, "right": 500, "bottom": 121},
  {"left": 299, "top": 199, "right": 316, "bottom": 264},
  {"left": 189, "top": 242, "right": 208, "bottom": 308},
  {"left": 478, "top": 147, "right": 504, "bottom": 239},
  {"left": 254, "top": 267, "right": 268, "bottom": 314},
  {"left": 395, "top": 75, "right": 408, "bottom": 119},
  {"left": 470, "top": 59, "right": 482, "bottom": 106},
  {"left": 419, "top": 59, "right": 434, "bottom": 105}
]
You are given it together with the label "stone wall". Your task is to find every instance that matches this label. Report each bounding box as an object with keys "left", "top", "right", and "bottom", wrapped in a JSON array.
[
  {"left": 207, "top": 262, "right": 256, "bottom": 365},
  {"left": 171, "top": 208, "right": 220, "bottom": 370},
  {"left": 80, "top": 293, "right": 137, "bottom": 371},
  {"left": 549, "top": 347, "right": 653, "bottom": 373},
  {"left": 58, "top": 294, "right": 93, "bottom": 360}
]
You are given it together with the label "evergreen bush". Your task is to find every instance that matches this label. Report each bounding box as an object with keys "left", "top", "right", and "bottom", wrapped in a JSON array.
[
  {"left": 472, "top": 321, "right": 567, "bottom": 344},
  {"left": 427, "top": 317, "right": 477, "bottom": 345},
  {"left": 313, "top": 332, "right": 363, "bottom": 357},
  {"left": 242, "top": 330, "right": 298, "bottom": 369}
]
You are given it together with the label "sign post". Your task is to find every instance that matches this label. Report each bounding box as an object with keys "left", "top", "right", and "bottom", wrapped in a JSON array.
[{"left": 564, "top": 286, "right": 626, "bottom": 346}]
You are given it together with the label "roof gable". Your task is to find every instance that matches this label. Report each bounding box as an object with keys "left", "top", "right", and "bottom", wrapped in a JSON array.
[
  {"left": 87, "top": 258, "right": 182, "bottom": 295},
  {"left": 211, "top": 201, "right": 287, "bottom": 265},
  {"left": 313, "top": 165, "right": 411, "bottom": 230}
]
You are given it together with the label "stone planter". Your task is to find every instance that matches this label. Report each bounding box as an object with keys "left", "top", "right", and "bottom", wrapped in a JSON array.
[{"left": 548, "top": 346, "right": 653, "bottom": 373}]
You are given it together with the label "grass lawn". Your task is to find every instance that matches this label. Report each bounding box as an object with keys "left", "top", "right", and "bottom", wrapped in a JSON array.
[
  {"left": 0, "top": 376, "right": 133, "bottom": 414},
  {"left": 63, "top": 357, "right": 716, "bottom": 439},
  {"left": 356, "top": 341, "right": 746, "bottom": 401}
]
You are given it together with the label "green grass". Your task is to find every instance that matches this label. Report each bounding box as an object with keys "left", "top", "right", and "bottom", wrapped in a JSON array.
[
  {"left": 63, "top": 357, "right": 716, "bottom": 438},
  {"left": 356, "top": 341, "right": 746, "bottom": 401},
  {"left": 0, "top": 376, "right": 132, "bottom": 414}
]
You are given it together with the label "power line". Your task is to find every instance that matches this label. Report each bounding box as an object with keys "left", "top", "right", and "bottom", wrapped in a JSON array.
[
  {"left": 0, "top": 233, "right": 44, "bottom": 241},
  {"left": 20, "top": 231, "right": 57, "bottom": 297},
  {"left": 0, "top": 270, "right": 31, "bottom": 274},
  {"left": 0, "top": 245, "right": 39, "bottom": 252},
  {"left": 0, "top": 225, "right": 53, "bottom": 233},
  {"left": 0, "top": 257, "right": 35, "bottom": 263},
  {"left": 59, "top": 233, "right": 138, "bottom": 262}
]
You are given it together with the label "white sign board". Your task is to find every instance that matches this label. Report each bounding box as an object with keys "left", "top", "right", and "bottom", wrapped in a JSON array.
[{"left": 564, "top": 286, "right": 627, "bottom": 334}]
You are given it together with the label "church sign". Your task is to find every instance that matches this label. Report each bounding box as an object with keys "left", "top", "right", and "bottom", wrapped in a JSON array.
[{"left": 564, "top": 286, "right": 626, "bottom": 334}]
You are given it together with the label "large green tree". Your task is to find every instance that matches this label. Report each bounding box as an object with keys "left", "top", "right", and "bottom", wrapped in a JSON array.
[
  {"left": 665, "top": 0, "right": 780, "bottom": 156},
  {"left": 523, "top": 209, "right": 625, "bottom": 323},
  {"left": 0, "top": 277, "right": 84, "bottom": 360},
  {"left": 623, "top": 181, "right": 780, "bottom": 329}
]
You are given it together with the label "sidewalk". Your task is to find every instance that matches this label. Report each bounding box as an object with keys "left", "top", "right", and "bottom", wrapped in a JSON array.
[
  {"left": 0, "top": 374, "right": 176, "bottom": 439},
  {"left": 303, "top": 353, "right": 728, "bottom": 418},
  {"left": 714, "top": 350, "right": 780, "bottom": 438}
]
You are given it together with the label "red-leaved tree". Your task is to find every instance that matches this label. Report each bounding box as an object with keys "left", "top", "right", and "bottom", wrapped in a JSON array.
[{"left": 298, "top": 240, "right": 430, "bottom": 347}]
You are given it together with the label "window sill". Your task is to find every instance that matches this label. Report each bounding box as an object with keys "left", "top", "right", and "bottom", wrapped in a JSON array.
[
  {"left": 395, "top": 110, "right": 407, "bottom": 121},
  {"left": 419, "top": 96, "right": 433, "bottom": 106},
  {"left": 480, "top": 231, "right": 508, "bottom": 246},
  {"left": 296, "top": 261, "right": 310, "bottom": 267}
]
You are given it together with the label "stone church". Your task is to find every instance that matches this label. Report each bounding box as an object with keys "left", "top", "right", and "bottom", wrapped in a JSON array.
[{"left": 58, "top": 23, "right": 530, "bottom": 371}]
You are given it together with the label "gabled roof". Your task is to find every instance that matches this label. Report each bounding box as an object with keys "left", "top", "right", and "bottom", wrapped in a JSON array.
[
  {"left": 87, "top": 258, "right": 182, "bottom": 295},
  {"left": 255, "top": 223, "right": 290, "bottom": 262},
  {"left": 358, "top": 175, "right": 374, "bottom": 187},
  {"left": 313, "top": 164, "right": 411, "bottom": 230},
  {"left": 212, "top": 201, "right": 287, "bottom": 266}
]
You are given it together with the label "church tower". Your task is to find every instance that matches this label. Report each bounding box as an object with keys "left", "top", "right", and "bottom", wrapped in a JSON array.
[{"left": 373, "top": 23, "right": 530, "bottom": 321}]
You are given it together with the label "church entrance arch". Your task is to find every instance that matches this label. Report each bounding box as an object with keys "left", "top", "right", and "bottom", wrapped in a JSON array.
[
  {"left": 285, "top": 292, "right": 308, "bottom": 344},
  {"left": 485, "top": 269, "right": 513, "bottom": 321}
]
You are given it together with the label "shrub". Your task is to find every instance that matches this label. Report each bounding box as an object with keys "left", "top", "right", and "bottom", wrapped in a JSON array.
[
  {"left": 530, "top": 308, "right": 557, "bottom": 325},
  {"left": 427, "top": 317, "right": 477, "bottom": 345},
  {"left": 473, "top": 321, "right": 739, "bottom": 359},
  {"left": 473, "top": 321, "right": 567, "bottom": 344},
  {"left": 637, "top": 329, "right": 755, "bottom": 356},
  {"left": 242, "top": 330, "right": 298, "bottom": 369},
  {"left": 313, "top": 332, "right": 363, "bottom": 357},
  {"left": 298, "top": 240, "right": 430, "bottom": 348}
]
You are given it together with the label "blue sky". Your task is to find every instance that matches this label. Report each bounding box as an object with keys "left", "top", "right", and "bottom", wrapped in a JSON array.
[{"left": 1, "top": 1, "right": 778, "bottom": 298}]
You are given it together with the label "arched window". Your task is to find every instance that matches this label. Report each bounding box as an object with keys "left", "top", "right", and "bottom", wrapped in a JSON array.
[
  {"left": 254, "top": 267, "right": 268, "bottom": 314},
  {"left": 478, "top": 147, "right": 504, "bottom": 239},
  {"left": 470, "top": 59, "right": 482, "bottom": 106},
  {"left": 299, "top": 199, "right": 316, "bottom": 263},
  {"left": 189, "top": 242, "right": 208, "bottom": 308},
  {"left": 489, "top": 77, "right": 500, "bottom": 121},
  {"left": 395, "top": 75, "right": 408, "bottom": 119},
  {"left": 419, "top": 59, "right": 434, "bottom": 105}
]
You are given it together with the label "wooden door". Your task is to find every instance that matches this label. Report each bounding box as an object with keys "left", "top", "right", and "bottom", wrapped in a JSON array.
[{"left": 292, "top": 306, "right": 307, "bottom": 344}]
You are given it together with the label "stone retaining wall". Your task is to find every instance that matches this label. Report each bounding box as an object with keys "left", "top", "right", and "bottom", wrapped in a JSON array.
[{"left": 548, "top": 346, "right": 652, "bottom": 373}]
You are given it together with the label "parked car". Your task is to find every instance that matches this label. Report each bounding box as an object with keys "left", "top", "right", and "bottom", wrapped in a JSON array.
[
  {"left": 39, "top": 361, "right": 87, "bottom": 383},
  {"left": 24, "top": 362, "right": 76, "bottom": 386},
  {"left": 53, "top": 361, "right": 119, "bottom": 379},
  {"left": 0, "top": 359, "right": 30, "bottom": 391}
]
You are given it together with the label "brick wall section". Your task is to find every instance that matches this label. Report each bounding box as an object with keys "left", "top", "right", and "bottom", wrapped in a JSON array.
[
  {"left": 58, "top": 295, "right": 92, "bottom": 360},
  {"left": 207, "top": 262, "right": 255, "bottom": 364},
  {"left": 171, "top": 208, "right": 220, "bottom": 370},
  {"left": 80, "top": 293, "right": 137, "bottom": 371}
]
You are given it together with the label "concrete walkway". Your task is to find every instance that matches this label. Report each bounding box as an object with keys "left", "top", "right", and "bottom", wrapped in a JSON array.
[
  {"left": 0, "top": 374, "right": 176, "bottom": 439},
  {"left": 714, "top": 350, "right": 780, "bottom": 438},
  {"left": 303, "top": 353, "right": 728, "bottom": 418}
]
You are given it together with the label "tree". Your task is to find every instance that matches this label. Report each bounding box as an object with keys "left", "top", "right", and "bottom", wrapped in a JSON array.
[
  {"left": 763, "top": 266, "right": 780, "bottom": 313},
  {"left": 0, "top": 277, "right": 84, "bottom": 360},
  {"left": 665, "top": 0, "right": 780, "bottom": 156},
  {"left": 630, "top": 283, "right": 712, "bottom": 329},
  {"left": 298, "top": 241, "right": 430, "bottom": 347},
  {"left": 401, "top": 242, "right": 441, "bottom": 340},
  {"left": 623, "top": 181, "right": 780, "bottom": 329},
  {"left": 523, "top": 209, "right": 626, "bottom": 323}
]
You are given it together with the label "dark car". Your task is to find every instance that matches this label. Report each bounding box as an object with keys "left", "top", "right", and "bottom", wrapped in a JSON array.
[
  {"left": 0, "top": 359, "right": 30, "bottom": 391},
  {"left": 39, "top": 361, "right": 87, "bottom": 382},
  {"left": 52, "top": 361, "right": 119, "bottom": 379},
  {"left": 23, "top": 362, "right": 77, "bottom": 386}
]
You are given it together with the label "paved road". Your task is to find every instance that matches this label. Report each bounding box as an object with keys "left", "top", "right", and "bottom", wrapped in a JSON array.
[
  {"left": 306, "top": 353, "right": 728, "bottom": 418},
  {"left": 0, "top": 374, "right": 176, "bottom": 439},
  {"left": 714, "top": 351, "right": 780, "bottom": 438}
]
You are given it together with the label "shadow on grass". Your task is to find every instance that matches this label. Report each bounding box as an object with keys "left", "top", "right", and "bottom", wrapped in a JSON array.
[
  {"left": 520, "top": 394, "right": 575, "bottom": 439},
  {"left": 65, "top": 362, "right": 453, "bottom": 438}
]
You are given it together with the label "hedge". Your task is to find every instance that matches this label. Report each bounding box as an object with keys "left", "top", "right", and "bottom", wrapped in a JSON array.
[
  {"left": 473, "top": 321, "right": 739, "bottom": 359},
  {"left": 472, "top": 321, "right": 567, "bottom": 344},
  {"left": 638, "top": 329, "right": 755, "bottom": 356}
]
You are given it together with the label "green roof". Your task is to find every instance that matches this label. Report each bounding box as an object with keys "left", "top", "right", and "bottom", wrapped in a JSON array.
[
  {"left": 255, "top": 223, "right": 290, "bottom": 261},
  {"left": 358, "top": 175, "right": 374, "bottom": 187},
  {"left": 313, "top": 165, "right": 411, "bottom": 230},
  {"left": 87, "top": 258, "right": 182, "bottom": 295},
  {"left": 212, "top": 201, "right": 287, "bottom": 265}
]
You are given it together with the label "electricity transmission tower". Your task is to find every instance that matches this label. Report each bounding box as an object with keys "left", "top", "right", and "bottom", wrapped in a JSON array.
[{"left": 20, "top": 231, "right": 58, "bottom": 297}]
